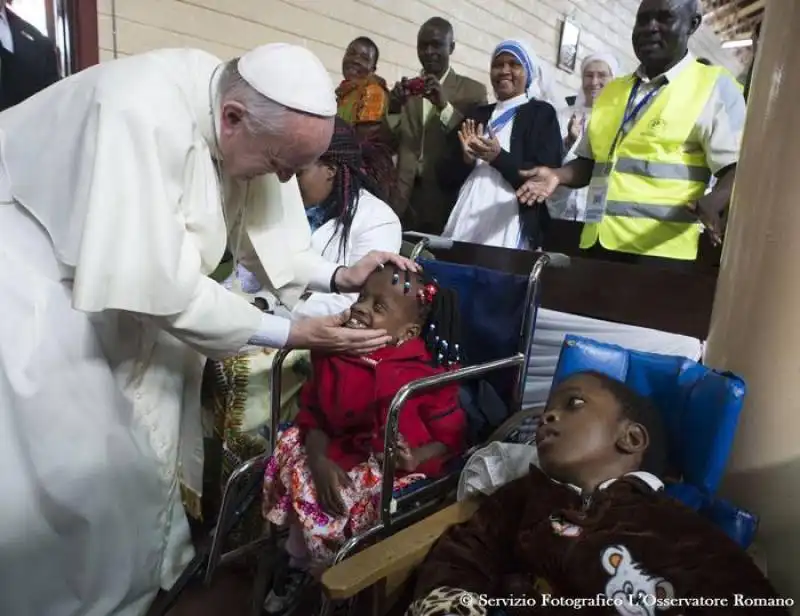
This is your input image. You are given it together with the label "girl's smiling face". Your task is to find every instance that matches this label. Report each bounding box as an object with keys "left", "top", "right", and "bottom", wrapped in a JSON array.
[{"left": 347, "top": 268, "right": 424, "bottom": 345}]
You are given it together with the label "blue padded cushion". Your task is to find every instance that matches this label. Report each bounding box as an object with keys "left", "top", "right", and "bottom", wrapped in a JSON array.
[
  {"left": 418, "top": 258, "right": 531, "bottom": 403},
  {"left": 702, "top": 496, "right": 758, "bottom": 549},
  {"left": 665, "top": 483, "right": 758, "bottom": 549},
  {"left": 553, "top": 335, "right": 746, "bottom": 495},
  {"left": 664, "top": 482, "right": 706, "bottom": 510}
]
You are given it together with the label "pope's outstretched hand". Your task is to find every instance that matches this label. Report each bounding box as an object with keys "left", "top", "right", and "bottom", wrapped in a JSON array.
[
  {"left": 280, "top": 251, "right": 420, "bottom": 354},
  {"left": 287, "top": 310, "right": 391, "bottom": 354}
]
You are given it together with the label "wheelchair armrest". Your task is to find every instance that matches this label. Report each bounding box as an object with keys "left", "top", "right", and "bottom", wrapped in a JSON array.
[
  {"left": 321, "top": 498, "right": 480, "bottom": 601},
  {"left": 403, "top": 232, "right": 454, "bottom": 251},
  {"left": 378, "top": 355, "right": 525, "bottom": 523},
  {"left": 384, "top": 355, "right": 525, "bottom": 434}
]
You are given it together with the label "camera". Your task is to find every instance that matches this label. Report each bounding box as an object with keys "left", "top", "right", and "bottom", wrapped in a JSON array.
[{"left": 405, "top": 76, "right": 426, "bottom": 96}]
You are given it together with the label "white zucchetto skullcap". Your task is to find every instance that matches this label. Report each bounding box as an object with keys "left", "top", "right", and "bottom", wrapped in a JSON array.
[{"left": 237, "top": 43, "right": 337, "bottom": 117}]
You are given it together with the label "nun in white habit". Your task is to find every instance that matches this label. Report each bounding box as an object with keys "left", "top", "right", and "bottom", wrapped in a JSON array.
[
  {"left": 0, "top": 44, "right": 413, "bottom": 616},
  {"left": 441, "top": 40, "right": 563, "bottom": 250},
  {"left": 549, "top": 51, "right": 619, "bottom": 221}
]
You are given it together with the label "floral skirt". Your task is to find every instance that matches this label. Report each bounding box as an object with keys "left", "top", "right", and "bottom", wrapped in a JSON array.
[{"left": 263, "top": 426, "right": 425, "bottom": 566}]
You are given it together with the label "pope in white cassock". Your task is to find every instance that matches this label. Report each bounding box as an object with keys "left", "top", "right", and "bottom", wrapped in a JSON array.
[{"left": 0, "top": 43, "right": 408, "bottom": 615}]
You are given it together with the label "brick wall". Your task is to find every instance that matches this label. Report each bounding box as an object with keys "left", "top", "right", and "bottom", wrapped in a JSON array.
[{"left": 97, "top": 0, "right": 742, "bottom": 104}]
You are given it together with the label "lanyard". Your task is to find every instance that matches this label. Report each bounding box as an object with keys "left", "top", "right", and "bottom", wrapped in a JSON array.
[{"left": 605, "top": 78, "right": 665, "bottom": 164}]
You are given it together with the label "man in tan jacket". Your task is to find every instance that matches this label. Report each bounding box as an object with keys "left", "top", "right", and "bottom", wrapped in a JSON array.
[{"left": 388, "top": 17, "right": 487, "bottom": 234}]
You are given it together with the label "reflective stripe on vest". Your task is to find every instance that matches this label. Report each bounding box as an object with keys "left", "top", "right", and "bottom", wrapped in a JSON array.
[
  {"left": 581, "top": 61, "right": 723, "bottom": 260},
  {"left": 613, "top": 158, "right": 712, "bottom": 183},
  {"left": 605, "top": 201, "right": 698, "bottom": 223}
]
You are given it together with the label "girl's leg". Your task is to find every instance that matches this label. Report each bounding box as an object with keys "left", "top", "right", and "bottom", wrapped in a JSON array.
[
  {"left": 284, "top": 520, "right": 311, "bottom": 571},
  {"left": 263, "top": 520, "right": 313, "bottom": 615}
]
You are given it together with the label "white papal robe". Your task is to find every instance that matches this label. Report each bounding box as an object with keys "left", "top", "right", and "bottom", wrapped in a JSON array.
[{"left": 0, "top": 48, "right": 339, "bottom": 615}]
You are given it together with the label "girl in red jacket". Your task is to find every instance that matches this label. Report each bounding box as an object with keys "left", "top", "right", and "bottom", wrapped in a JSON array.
[{"left": 262, "top": 265, "right": 467, "bottom": 612}]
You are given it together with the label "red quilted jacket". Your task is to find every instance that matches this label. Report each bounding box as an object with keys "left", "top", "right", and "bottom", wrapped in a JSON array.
[{"left": 294, "top": 338, "right": 466, "bottom": 477}]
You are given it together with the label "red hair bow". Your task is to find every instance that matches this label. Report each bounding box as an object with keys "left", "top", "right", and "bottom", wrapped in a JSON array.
[{"left": 418, "top": 283, "right": 438, "bottom": 304}]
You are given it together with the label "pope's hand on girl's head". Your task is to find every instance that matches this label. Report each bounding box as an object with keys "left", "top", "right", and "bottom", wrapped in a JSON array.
[
  {"left": 286, "top": 312, "right": 391, "bottom": 354},
  {"left": 335, "top": 251, "right": 420, "bottom": 293}
]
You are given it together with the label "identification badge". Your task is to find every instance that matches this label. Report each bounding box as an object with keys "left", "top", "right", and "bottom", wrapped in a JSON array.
[{"left": 584, "top": 173, "right": 610, "bottom": 223}]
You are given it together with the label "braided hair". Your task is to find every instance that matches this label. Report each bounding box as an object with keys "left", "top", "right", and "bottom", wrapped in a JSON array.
[
  {"left": 390, "top": 266, "right": 463, "bottom": 368},
  {"left": 317, "top": 117, "right": 395, "bottom": 261},
  {"left": 317, "top": 118, "right": 363, "bottom": 261}
]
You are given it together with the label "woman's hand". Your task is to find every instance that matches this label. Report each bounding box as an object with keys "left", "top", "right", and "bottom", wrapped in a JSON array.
[
  {"left": 516, "top": 167, "right": 561, "bottom": 205},
  {"left": 287, "top": 310, "right": 391, "bottom": 354},
  {"left": 334, "top": 251, "right": 419, "bottom": 293},
  {"left": 566, "top": 113, "right": 584, "bottom": 148},
  {"left": 458, "top": 119, "right": 480, "bottom": 164},
  {"left": 308, "top": 456, "right": 352, "bottom": 517},
  {"left": 470, "top": 129, "right": 502, "bottom": 164}
]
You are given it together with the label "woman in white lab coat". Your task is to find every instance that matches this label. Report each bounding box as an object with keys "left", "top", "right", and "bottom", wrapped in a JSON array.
[{"left": 228, "top": 117, "right": 401, "bottom": 317}]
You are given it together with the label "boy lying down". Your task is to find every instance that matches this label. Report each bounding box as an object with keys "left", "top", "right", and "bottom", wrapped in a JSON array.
[{"left": 407, "top": 372, "right": 788, "bottom": 616}]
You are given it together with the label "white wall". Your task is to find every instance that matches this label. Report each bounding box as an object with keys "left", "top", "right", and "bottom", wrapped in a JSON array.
[{"left": 97, "top": 0, "right": 742, "bottom": 105}]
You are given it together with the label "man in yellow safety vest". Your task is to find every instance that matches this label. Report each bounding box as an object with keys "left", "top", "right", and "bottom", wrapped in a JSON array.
[{"left": 517, "top": 0, "right": 745, "bottom": 266}]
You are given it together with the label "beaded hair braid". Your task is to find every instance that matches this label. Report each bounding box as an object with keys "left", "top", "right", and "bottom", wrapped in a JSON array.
[
  {"left": 319, "top": 118, "right": 395, "bottom": 260},
  {"left": 391, "top": 267, "right": 463, "bottom": 368}
]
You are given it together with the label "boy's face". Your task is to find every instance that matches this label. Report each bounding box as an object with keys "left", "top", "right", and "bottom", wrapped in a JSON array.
[
  {"left": 536, "top": 373, "right": 645, "bottom": 483},
  {"left": 346, "top": 268, "right": 422, "bottom": 344}
]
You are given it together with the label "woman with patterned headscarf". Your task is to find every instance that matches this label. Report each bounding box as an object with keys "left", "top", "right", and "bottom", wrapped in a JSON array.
[
  {"left": 439, "top": 39, "right": 563, "bottom": 250},
  {"left": 336, "top": 37, "right": 390, "bottom": 129},
  {"left": 549, "top": 51, "right": 619, "bottom": 221},
  {"left": 334, "top": 37, "right": 399, "bottom": 208},
  {"left": 225, "top": 117, "right": 401, "bottom": 317}
]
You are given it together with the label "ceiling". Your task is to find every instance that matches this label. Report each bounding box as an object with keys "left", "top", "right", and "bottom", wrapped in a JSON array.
[{"left": 701, "top": 0, "right": 764, "bottom": 64}]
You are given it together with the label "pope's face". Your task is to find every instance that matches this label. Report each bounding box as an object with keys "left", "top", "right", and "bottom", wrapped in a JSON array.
[{"left": 218, "top": 102, "right": 334, "bottom": 182}]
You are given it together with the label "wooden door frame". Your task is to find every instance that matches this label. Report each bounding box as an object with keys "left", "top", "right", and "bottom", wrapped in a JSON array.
[
  {"left": 49, "top": 0, "right": 98, "bottom": 74},
  {"left": 69, "top": 0, "right": 98, "bottom": 70}
]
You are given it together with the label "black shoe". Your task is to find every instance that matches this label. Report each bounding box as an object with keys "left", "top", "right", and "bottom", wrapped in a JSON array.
[{"left": 263, "top": 566, "right": 311, "bottom": 615}]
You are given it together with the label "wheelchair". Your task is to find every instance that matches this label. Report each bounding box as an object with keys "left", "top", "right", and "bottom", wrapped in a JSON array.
[
  {"left": 319, "top": 335, "right": 758, "bottom": 616},
  {"left": 150, "top": 238, "right": 570, "bottom": 616}
]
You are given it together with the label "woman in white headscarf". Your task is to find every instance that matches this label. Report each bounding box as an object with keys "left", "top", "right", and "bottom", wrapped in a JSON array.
[
  {"left": 549, "top": 51, "right": 619, "bottom": 220},
  {"left": 439, "top": 40, "right": 563, "bottom": 250}
]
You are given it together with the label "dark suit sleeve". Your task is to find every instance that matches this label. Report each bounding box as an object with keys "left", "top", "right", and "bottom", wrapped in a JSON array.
[
  {"left": 443, "top": 80, "right": 489, "bottom": 132},
  {"left": 39, "top": 40, "right": 60, "bottom": 89},
  {"left": 490, "top": 102, "right": 564, "bottom": 191}
]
